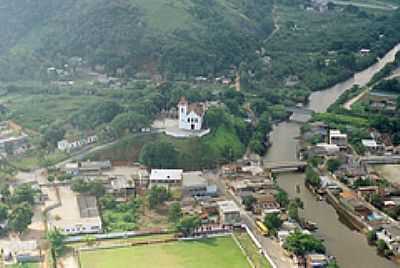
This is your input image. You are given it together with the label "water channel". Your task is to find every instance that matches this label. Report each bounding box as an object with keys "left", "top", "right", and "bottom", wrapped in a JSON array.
[{"left": 264, "top": 44, "right": 400, "bottom": 268}]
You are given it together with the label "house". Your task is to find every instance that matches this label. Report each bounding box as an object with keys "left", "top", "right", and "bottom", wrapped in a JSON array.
[
  {"left": 0, "top": 135, "right": 29, "bottom": 156},
  {"left": 340, "top": 191, "right": 370, "bottom": 217},
  {"left": 182, "top": 171, "right": 218, "bottom": 198},
  {"left": 329, "top": 130, "right": 347, "bottom": 149},
  {"left": 149, "top": 169, "right": 183, "bottom": 189},
  {"left": 108, "top": 176, "right": 136, "bottom": 200},
  {"left": 377, "top": 224, "right": 400, "bottom": 255},
  {"left": 178, "top": 97, "right": 205, "bottom": 131},
  {"left": 360, "top": 48, "right": 371, "bottom": 55},
  {"left": 356, "top": 186, "right": 379, "bottom": 199},
  {"left": 57, "top": 135, "right": 97, "bottom": 152},
  {"left": 64, "top": 160, "right": 111, "bottom": 176},
  {"left": 312, "top": 143, "right": 340, "bottom": 156},
  {"left": 217, "top": 200, "right": 241, "bottom": 225},
  {"left": 306, "top": 254, "right": 328, "bottom": 268},
  {"left": 368, "top": 91, "right": 398, "bottom": 112},
  {"left": 252, "top": 194, "right": 280, "bottom": 215},
  {"left": 361, "top": 139, "right": 385, "bottom": 155}
]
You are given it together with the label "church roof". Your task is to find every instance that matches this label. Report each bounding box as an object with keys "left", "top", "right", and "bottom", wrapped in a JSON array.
[
  {"left": 188, "top": 103, "right": 205, "bottom": 117},
  {"left": 178, "top": 96, "right": 188, "bottom": 105}
]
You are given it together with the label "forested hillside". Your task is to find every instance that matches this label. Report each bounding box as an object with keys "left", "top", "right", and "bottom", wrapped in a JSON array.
[{"left": 0, "top": 0, "right": 274, "bottom": 81}]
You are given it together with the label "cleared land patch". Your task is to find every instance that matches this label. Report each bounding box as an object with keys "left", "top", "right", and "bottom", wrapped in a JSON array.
[{"left": 79, "top": 236, "right": 252, "bottom": 268}]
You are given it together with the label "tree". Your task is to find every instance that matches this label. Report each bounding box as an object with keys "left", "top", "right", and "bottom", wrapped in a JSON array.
[
  {"left": 111, "top": 112, "right": 148, "bottom": 137},
  {"left": 100, "top": 194, "right": 117, "bottom": 210},
  {"left": 305, "top": 167, "right": 321, "bottom": 188},
  {"left": 203, "top": 107, "right": 228, "bottom": 129},
  {"left": 139, "top": 141, "right": 178, "bottom": 169},
  {"left": 8, "top": 203, "right": 33, "bottom": 233},
  {"left": 264, "top": 213, "right": 282, "bottom": 235},
  {"left": 284, "top": 230, "right": 325, "bottom": 256},
  {"left": 47, "top": 229, "right": 66, "bottom": 256},
  {"left": 11, "top": 184, "right": 37, "bottom": 204},
  {"left": 47, "top": 176, "right": 55, "bottom": 183},
  {"left": 242, "top": 195, "right": 256, "bottom": 211},
  {"left": 367, "top": 230, "right": 377, "bottom": 245},
  {"left": 176, "top": 215, "right": 201, "bottom": 237},
  {"left": 288, "top": 201, "right": 300, "bottom": 221},
  {"left": 275, "top": 189, "right": 289, "bottom": 208},
  {"left": 168, "top": 202, "right": 182, "bottom": 223},
  {"left": 148, "top": 186, "right": 170, "bottom": 209},
  {"left": 370, "top": 193, "right": 384, "bottom": 210},
  {"left": 0, "top": 203, "right": 8, "bottom": 222},
  {"left": 327, "top": 261, "right": 340, "bottom": 268},
  {"left": 326, "top": 158, "right": 342, "bottom": 173},
  {"left": 376, "top": 239, "right": 388, "bottom": 255}
]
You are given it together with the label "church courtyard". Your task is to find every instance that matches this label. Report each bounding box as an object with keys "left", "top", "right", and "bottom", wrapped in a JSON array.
[{"left": 152, "top": 118, "right": 210, "bottom": 138}]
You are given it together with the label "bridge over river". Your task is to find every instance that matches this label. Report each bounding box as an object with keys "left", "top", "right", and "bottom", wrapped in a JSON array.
[{"left": 262, "top": 160, "right": 307, "bottom": 173}]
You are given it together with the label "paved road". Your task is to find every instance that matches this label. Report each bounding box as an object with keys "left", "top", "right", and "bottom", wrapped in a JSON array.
[
  {"left": 331, "top": 0, "right": 398, "bottom": 11},
  {"left": 205, "top": 171, "right": 294, "bottom": 268},
  {"left": 54, "top": 140, "right": 118, "bottom": 168}
]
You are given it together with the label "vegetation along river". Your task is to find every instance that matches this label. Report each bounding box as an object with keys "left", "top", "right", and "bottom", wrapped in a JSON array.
[{"left": 264, "top": 44, "right": 400, "bottom": 268}]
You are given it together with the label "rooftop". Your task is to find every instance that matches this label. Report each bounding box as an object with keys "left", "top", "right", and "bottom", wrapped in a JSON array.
[
  {"left": 182, "top": 171, "right": 207, "bottom": 188},
  {"left": 217, "top": 200, "right": 240, "bottom": 213},
  {"left": 150, "top": 169, "right": 183, "bottom": 181},
  {"left": 77, "top": 195, "right": 99, "bottom": 218},
  {"left": 361, "top": 139, "right": 378, "bottom": 147}
]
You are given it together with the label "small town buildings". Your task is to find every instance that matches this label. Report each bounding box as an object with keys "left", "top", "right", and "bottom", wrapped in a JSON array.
[
  {"left": 108, "top": 176, "right": 136, "bottom": 200},
  {"left": 340, "top": 191, "right": 370, "bottom": 217},
  {"left": 64, "top": 160, "right": 111, "bottom": 176},
  {"left": 377, "top": 224, "right": 400, "bottom": 255},
  {"left": 182, "top": 171, "right": 218, "bottom": 198},
  {"left": 329, "top": 130, "right": 347, "bottom": 149},
  {"left": 178, "top": 97, "right": 205, "bottom": 131},
  {"left": 356, "top": 186, "right": 379, "bottom": 199},
  {"left": 217, "top": 200, "right": 241, "bottom": 225},
  {"left": 306, "top": 254, "right": 328, "bottom": 268},
  {"left": 361, "top": 139, "right": 385, "bottom": 155},
  {"left": 149, "top": 169, "right": 183, "bottom": 189},
  {"left": 57, "top": 135, "right": 97, "bottom": 152},
  {"left": 0, "top": 135, "right": 29, "bottom": 156},
  {"left": 252, "top": 194, "right": 280, "bottom": 215},
  {"left": 312, "top": 143, "right": 340, "bottom": 156},
  {"left": 368, "top": 91, "right": 397, "bottom": 112}
]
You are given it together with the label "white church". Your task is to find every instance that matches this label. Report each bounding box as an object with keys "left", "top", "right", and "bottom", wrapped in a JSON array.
[{"left": 178, "top": 97, "right": 205, "bottom": 131}]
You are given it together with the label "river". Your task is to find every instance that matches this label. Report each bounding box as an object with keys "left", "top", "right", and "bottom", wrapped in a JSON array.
[{"left": 264, "top": 43, "right": 400, "bottom": 268}]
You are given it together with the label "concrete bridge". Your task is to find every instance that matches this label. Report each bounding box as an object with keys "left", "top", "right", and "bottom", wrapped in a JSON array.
[
  {"left": 360, "top": 155, "right": 400, "bottom": 165},
  {"left": 263, "top": 161, "right": 307, "bottom": 173},
  {"left": 286, "top": 107, "right": 314, "bottom": 115}
]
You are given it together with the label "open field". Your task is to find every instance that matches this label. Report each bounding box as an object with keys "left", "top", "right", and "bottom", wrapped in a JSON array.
[
  {"left": 79, "top": 236, "right": 252, "bottom": 268},
  {"left": 6, "top": 263, "right": 39, "bottom": 268}
]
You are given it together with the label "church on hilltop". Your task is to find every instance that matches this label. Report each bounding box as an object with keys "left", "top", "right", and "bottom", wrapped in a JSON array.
[{"left": 178, "top": 97, "right": 205, "bottom": 131}]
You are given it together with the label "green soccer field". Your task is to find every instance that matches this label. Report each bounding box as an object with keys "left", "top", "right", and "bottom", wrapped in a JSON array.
[{"left": 79, "top": 236, "right": 252, "bottom": 268}]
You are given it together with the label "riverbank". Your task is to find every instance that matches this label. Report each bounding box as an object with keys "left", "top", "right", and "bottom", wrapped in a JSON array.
[{"left": 263, "top": 42, "right": 400, "bottom": 268}]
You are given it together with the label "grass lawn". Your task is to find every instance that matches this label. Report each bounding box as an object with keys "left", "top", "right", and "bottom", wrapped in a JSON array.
[
  {"left": 235, "top": 232, "right": 272, "bottom": 268},
  {"left": 79, "top": 236, "right": 252, "bottom": 268},
  {"left": 9, "top": 150, "right": 69, "bottom": 171}
]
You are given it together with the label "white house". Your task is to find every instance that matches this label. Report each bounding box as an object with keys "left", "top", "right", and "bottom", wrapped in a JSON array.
[
  {"left": 178, "top": 97, "right": 205, "bottom": 131},
  {"left": 329, "top": 129, "right": 347, "bottom": 148},
  {"left": 57, "top": 135, "right": 97, "bottom": 152},
  {"left": 217, "top": 200, "right": 241, "bottom": 225},
  {"left": 149, "top": 169, "right": 183, "bottom": 189}
]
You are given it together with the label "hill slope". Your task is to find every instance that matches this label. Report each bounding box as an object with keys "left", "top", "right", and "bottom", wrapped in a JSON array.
[{"left": 0, "top": 0, "right": 274, "bottom": 81}]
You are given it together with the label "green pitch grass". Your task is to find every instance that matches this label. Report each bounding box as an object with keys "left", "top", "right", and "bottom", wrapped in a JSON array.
[{"left": 79, "top": 236, "right": 252, "bottom": 268}]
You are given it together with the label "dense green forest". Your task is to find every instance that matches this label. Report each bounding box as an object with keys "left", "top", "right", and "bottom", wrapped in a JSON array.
[{"left": 0, "top": 0, "right": 274, "bottom": 81}]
